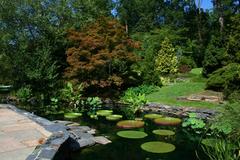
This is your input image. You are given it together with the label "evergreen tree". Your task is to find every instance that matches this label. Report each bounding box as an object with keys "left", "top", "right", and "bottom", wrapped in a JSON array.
[{"left": 155, "top": 38, "right": 178, "bottom": 75}]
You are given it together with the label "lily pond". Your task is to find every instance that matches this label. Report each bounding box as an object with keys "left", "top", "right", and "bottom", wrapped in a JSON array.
[{"left": 35, "top": 108, "right": 207, "bottom": 160}]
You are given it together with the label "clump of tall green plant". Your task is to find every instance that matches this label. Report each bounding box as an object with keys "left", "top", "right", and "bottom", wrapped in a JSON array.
[
  {"left": 84, "top": 97, "right": 102, "bottom": 116},
  {"left": 16, "top": 86, "right": 32, "bottom": 102},
  {"left": 200, "top": 102, "right": 240, "bottom": 160},
  {"left": 120, "top": 89, "right": 148, "bottom": 119},
  {"left": 60, "top": 82, "right": 84, "bottom": 111}
]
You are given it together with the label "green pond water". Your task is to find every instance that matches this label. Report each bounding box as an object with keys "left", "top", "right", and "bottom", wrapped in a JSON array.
[
  {"left": 66, "top": 116, "right": 202, "bottom": 160},
  {"left": 15, "top": 104, "right": 206, "bottom": 160}
]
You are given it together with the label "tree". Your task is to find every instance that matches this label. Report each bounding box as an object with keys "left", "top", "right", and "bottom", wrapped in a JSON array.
[
  {"left": 155, "top": 38, "right": 178, "bottom": 76},
  {"left": 0, "top": 0, "right": 113, "bottom": 95},
  {"left": 64, "top": 17, "right": 140, "bottom": 93}
]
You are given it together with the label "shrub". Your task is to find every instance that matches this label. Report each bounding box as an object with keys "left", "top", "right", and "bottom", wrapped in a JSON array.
[
  {"left": 16, "top": 86, "right": 32, "bottom": 102},
  {"left": 202, "top": 35, "right": 227, "bottom": 77},
  {"left": 120, "top": 89, "right": 148, "bottom": 119},
  {"left": 155, "top": 38, "right": 178, "bottom": 76},
  {"left": 178, "top": 56, "right": 196, "bottom": 73},
  {"left": 206, "top": 63, "right": 240, "bottom": 100},
  {"left": 60, "top": 82, "right": 84, "bottom": 110}
]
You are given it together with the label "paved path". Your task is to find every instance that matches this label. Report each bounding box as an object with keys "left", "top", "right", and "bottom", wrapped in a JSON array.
[{"left": 0, "top": 107, "right": 52, "bottom": 160}]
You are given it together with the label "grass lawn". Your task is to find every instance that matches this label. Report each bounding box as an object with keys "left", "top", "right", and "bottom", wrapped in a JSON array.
[{"left": 146, "top": 68, "right": 222, "bottom": 109}]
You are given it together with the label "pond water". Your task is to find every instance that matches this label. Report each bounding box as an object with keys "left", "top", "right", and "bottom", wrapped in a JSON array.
[
  {"left": 68, "top": 116, "right": 201, "bottom": 160},
  {"left": 17, "top": 104, "right": 206, "bottom": 160}
]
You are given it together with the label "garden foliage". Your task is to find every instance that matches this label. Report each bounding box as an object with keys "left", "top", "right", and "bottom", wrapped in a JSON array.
[
  {"left": 155, "top": 38, "right": 178, "bottom": 76},
  {"left": 64, "top": 17, "right": 140, "bottom": 91}
]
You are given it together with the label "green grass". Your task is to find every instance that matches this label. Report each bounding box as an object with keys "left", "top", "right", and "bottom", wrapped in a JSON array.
[{"left": 146, "top": 68, "right": 221, "bottom": 109}]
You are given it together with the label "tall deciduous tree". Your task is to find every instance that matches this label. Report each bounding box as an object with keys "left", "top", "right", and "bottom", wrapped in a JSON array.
[{"left": 64, "top": 17, "right": 140, "bottom": 92}]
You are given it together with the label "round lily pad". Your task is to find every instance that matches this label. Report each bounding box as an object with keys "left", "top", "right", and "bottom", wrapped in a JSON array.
[
  {"left": 135, "top": 117, "right": 143, "bottom": 121},
  {"left": 90, "top": 114, "right": 98, "bottom": 119},
  {"left": 106, "top": 114, "right": 123, "bottom": 121},
  {"left": 117, "top": 120, "right": 144, "bottom": 129},
  {"left": 152, "top": 129, "right": 175, "bottom": 136},
  {"left": 154, "top": 117, "right": 181, "bottom": 126},
  {"left": 64, "top": 112, "right": 82, "bottom": 119},
  {"left": 141, "top": 141, "right": 176, "bottom": 153},
  {"left": 117, "top": 131, "right": 148, "bottom": 139},
  {"left": 144, "top": 114, "right": 163, "bottom": 119},
  {"left": 96, "top": 110, "right": 113, "bottom": 116}
]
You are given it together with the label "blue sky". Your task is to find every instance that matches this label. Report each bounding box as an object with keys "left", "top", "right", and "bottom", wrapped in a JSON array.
[{"left": 198, "top": 0, "right": 213, "bottom": 9}]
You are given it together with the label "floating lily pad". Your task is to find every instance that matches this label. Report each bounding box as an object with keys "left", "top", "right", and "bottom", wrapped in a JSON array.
[
  {"left": 152, "top": 129, "right": 175, "bottom": 136},
  {"left": 106, "top": 114, "right": 123, "bottom": 121},
  {"left": 64, "top": 112, "right": 82, "bottom": 119},
  {"left": 96, "top": 110, "right": 113, "bottom": 116},
  {"left": 154, "top": 117, "right": 181, "bottom": 126},
  {"left": 144, "top": 114, "right": 163, "bottom": 119},
  {"left": 117, "top": 120, "right": 144, "bottom": 129},
  {"left": 117, "top": 131, "right": 148, "bottom": 139},
  {"left": 141, "top": 141, "right": 176, "bottom": 153},
  {"left": 135, "top": 117, "right": 143, "bottom": 121},
  {"left": 90, "top": 114, "right": 98, "bottom": 119}
]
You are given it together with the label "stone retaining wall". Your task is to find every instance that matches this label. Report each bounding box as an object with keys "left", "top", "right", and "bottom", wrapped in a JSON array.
[{"left": 143, "top": 103, "right": 217, "bottom": 119}]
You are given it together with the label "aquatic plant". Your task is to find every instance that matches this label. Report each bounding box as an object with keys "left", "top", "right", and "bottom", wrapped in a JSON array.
[
  {"left": 182, "top": 113, "right": 205, "bottom": 132},
  {"left": 117, "top": 120, "right": 144, "bottom": 129},
  {"left": 144, "top": 113, "right": 162, "bottom": 119},
  {"left": 64, "top": 112, "right": 82, "bottom": 119},
  {"left": 96, "top": 110, "right": 113, "bottom": 116},
  {"left": 201, "top": 138, "right": 240, "bottom": 160},
  {"left": 106, "top": 115, "right": 123, "bottom": 121},
  {"left": 117, "top": 131, "right": 148, "bottom": 139},
  {"left": 141, "top": 141, "right": 176, "bottom": 153},
  {"left": 152, "top": 129, "right": 175, "bottom": 136},
  {"left": 154, "top": 117, "right": 181, "bottom": 126}
]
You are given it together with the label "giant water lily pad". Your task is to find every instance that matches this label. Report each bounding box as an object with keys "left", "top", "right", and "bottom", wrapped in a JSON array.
[
  {"left": 64, "top": 112, "right": 82, "bottom": 119},
  {"left": 144, "top": 114, "right": 163, "bottom": 119},
  {"left": 96, "top": 110, "right": 113, "bottom": 116},
  {"left": 152, "top": 129, "right": 175, "bottom": 136},
  {"left": 117, "top": 131, "right": 148, "bottom": 139},
  {"left": 117, "top": 120, "right": 144, "bottom": 129},
  {"left": 154, "top": 117, "right": 181, "bottom": 126},
  {"left": 141, "top": 141, "right": 176, "bottom": 153},
  {"left": 106, "top": 114, "right": 123, "bottom": 121}
]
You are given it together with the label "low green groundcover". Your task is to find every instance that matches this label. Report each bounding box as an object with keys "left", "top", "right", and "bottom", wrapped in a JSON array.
[
  {"left": 154, "top": 117, "right": 181, "bottom": 126},
  {"left": 141, "top": 141, "right": 176, "bottom": 153},
  {"left": 117, "top": 131, "right": 148, "bottom": 139},
  {"left": 106, "top": 114, "right": 123, "bottom": 121},
  {"left": 96, "top": 110, "right": 113, "bottom": 116},
  {"left": 117, "top": 120, "right": 144, "bottom": 129},
  {"left": 152, "top": 129, "right": 175, "bottom": 136},
  {"left": 144, "top": 113, "right": 162, "bottom": 119},
  {"left": 64, "top": 112, "right": 82, "bottom": 119}
]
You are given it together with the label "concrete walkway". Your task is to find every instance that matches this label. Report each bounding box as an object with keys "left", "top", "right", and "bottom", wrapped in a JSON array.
[{"left": 0, "top": 107, "right": 52, "bottom": 160}]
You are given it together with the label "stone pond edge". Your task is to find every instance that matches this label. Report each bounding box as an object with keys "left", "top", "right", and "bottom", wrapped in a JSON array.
[{"left": 0, "top": 104, "right": 70, "bottom": 160}]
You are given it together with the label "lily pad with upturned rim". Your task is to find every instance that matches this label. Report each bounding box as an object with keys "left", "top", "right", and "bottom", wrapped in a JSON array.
[
  {"left": 144, "top": 114, "right": 163, "bottom": 119},
  {"left": 152, "top": 129, "right": 175, "bottom": 136},
  {"left": 154, "top": 117, "right": 182, "bottom": 126},
  {"left": 96, "top": 110, "right": 113, "bottom": 116},
  {"left": 64, "top": 112, "right": 82, "bottom": 119},
  {"left": 117, "top": 120, "right": 144, "bottom": 129},
  {"left": 106, "top": 114, "right": 123, "bottom": 121},
  {"left": 117, "top": 130, "right": 148, "bottom": 139},
  {"left": 141, "top": 141, "right": 176, "bottom": 153}
]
